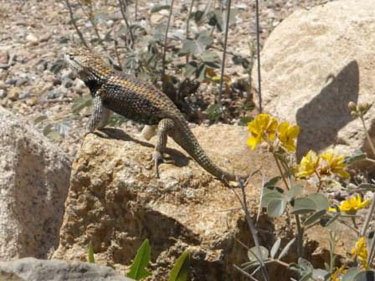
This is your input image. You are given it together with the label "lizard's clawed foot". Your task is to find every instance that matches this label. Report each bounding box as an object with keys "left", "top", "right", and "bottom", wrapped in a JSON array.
[
  {"left": 152, "top": 151, "right": 164, "bottom": 178},
  {"left": 79, "top": 131, "right": 92, "bottom": 148}
]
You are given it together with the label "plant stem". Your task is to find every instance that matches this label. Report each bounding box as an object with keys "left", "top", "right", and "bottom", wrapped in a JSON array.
[
  {"left": 273, "top": 153, "right": 290, "bottom": 190},
  {"left": 360, "top": 115, "right": 375, "bottom": 157},
  {"left": 367, "top": 231, "right": 375, "bottom": 267},
  {"left": 135, "top": 0, "right": 138, "bottom": 20},
  {"left": 231, "top": 181, "right": 270, "bottom": 281},
  {"left": 161, "top": 0, "right": 175, "bottom": 80},
  {"left": 361, "top": 195, "right": 375, "bottom": 237},
  {"left": 64, "top": 0, "right": 90, "bottom": 49},
  {"left": 113, "top": 40, "right": 122, "bottom": 70},
  {"left": 255, "top": 0, "right": 262, "bottom": 112},
  {"left": 78, "top": 1, "right": 106, "bottom": 51},
  {"left": 118, "top": 0, "right": 135, "bottom": 49},
  {"left": 295, "top": 214, "right": 304, "bottom": 258},
  {"left": 185, "top": 0, "right": 195, "bottom": 64},
  {"left": 218, "top": 0, "right": 231, "bottom": 106}
]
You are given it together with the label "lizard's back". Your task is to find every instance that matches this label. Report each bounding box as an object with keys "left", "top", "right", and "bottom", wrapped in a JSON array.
[{"left": 101, "top": 72, "right": 182, "bottom": 125}]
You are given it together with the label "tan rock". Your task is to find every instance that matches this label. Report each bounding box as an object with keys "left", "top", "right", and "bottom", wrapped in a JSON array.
[
  {"left": 53, "top": 124, "right": 287, "bottom": 280},
  {"left": 0, "top": 107, "right": 71, "bottom": 260},
  {"left": 25, "top": 33, "right": 39, "bottom": 45},
  {"left": 8, "top": 87, "right": 21, "bottom": 101},
  {"left": 252, "top": 0, "right": 375, "bottom": 161},
  {"left": 52, "top": 123, "right": 350, "bottom": 280}
]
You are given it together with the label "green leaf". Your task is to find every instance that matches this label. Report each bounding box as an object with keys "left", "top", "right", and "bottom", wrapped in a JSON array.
[
  {"left": 270, "top": 238, "right": 281, "bottom": 259},
  {"left": 286, "top": 184, "right": 304, "bottom": 201},
  {"left": 205, "top": 103, "right": 222, "bottom": 121},
  {"left": 126, "top": 239, "right": 152, "bottom": 280},
  {"left": 239, "top": 116, "right": 253, "bottom": 126},
  {"left": 321, "top": 212, "right": 341, "bottom": 227},
  {"left": 88, "top": 242, "right": 95, "bottom": 264},
  {"left": 207, "top": 10, "right": 223, "bottom": 31},
  {"left": 34, "top": 115, "right": 47, "bottom": 124},
  {"left": 169, "top": 250, "right": 190, "bottom": 281},
  {"left": 184, "top": 62, "right": 197, "bottom": 78},
  {"left": 92, "top": 11, "right": 110, "bottom": 25},
  {"left": 312, "top": 268, "right": 329, "bottom": 280},
  {"left": 46, "top": 130, "right": 62, "bottom": 142},
  {"left": 247, "top": 246, "right": 269, "bottom": 263},
  {"left": 353, "top": 270, "right": 375, "bottom": 281},
  {"left": 344, "top": 150, "right": 367, "bottom": 165},
  {"left": 261, "top": 187, "right": 284, "bottom": 208},
  {"left": 298, "top": 258, "right": 314, "bottom": 281},
  {"left": 43, "top": 124, "right": 53, "bottom": 136},
  {"left": 308, "top": 193, "right": 329, "bottom": 211},
  {"left": 201, "top": 50, "right": 220, "bottom": 63},
  {"left": 151, "top": 4, "right": 170, "bottom": 13},
  {"left": 267, "top": 198, "right": 287, "bottom": 218},
  {"left": 291, "top": 198, "right": 316, "bottom": 215},
  {"left": 343, "top": 267, "right": 361, "bottom": 281},
  {"left": 278, "top": 238, "right": 296, "bottom": 260},
  {"left": 180, "top": 31, "right": 213, "bottom": 56},
  {"left": 303, "top": 209, "right": 327, "bottom": 227},
  {"left": 356, "top": 183, "right": 375, "bottom": 192},
  {"left": 264, "top": 176, "right": 281, "bottom": 188}
]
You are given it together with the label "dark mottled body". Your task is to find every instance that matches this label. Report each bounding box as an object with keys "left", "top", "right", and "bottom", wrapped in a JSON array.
[
  {"left": 101, "top": 73, "right": 174, "bottom": 125},
  {"left": 66, "top": 48, "right": 240, "bottom": 182}
]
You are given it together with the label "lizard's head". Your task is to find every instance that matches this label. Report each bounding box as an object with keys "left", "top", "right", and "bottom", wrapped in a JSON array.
[{"left": 65, "top": 48, "right": 113, "bottom": 82}]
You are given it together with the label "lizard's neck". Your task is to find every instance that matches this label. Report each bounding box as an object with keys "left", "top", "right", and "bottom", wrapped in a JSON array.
[{"left": 84, "top": 79, "right": 103, "bottom": 96}]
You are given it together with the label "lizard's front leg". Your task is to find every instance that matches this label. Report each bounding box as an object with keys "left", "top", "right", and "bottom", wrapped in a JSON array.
[
  {"left": 86, "top": 95, "right": 111, "bottom": 136},
  {"left": 153, "top": 118, "right": 175, "bottom": 178}
]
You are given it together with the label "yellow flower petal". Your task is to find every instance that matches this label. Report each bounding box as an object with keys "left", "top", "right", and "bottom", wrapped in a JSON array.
[
  {"left": 320, "top": 150, "right": 350, "bottom": 178},
  {"left": 247, "top": 113, "right": 278, "bottom": 149},
  {"left": 296, "top": 150, "right": 320, "bottom": 178},
  {"left": 337, "top": 194, "right": 370, "bottom": 214},
  {"left": 351, "top": 237, "right": 369, "bottom": 269},
  {"left": 278, "top": 121, "right": 300, "bottom": 152},
  {"left": 247, "top": 136, "right": 260, "bottom": 150}
]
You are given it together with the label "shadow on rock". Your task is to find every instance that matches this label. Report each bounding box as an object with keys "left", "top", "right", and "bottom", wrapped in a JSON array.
[
  {"left": 296, "top": 60, "right": 359, "bottom": 159},
  {"left": 97, "top": 128, "right": 189, "bottom": 167}
]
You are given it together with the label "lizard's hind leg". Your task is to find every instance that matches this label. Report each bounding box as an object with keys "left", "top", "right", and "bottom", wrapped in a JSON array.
[{"left": 153, "top": 118, "right": 175, "bottom": 178}]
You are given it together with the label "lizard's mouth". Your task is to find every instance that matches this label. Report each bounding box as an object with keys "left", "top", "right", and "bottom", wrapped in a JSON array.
[{"left": 64, "top": 53, "right": 85, "bottom": 78}]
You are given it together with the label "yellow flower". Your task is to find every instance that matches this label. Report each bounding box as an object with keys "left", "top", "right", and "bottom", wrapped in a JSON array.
[
  {"left": 351, "top": 237, "right": 369, "bottom": 269},
  {"left": 247, "top": 113, "right": 278, "bottom": 150},
  {"left": 295, "top": 150, "right": 320, "bottom": 178},
  {"left": 328, "top": 194, "right": 370, "bottom": 214},
  {"left": 330, "top": 266, "right": 347, "bottom": 281},
  {"left": 277, "top": 121, "right": 300, "bottom": 152},
  {"left": 320, "top": 150, "right": 350, "bottom": 178}
]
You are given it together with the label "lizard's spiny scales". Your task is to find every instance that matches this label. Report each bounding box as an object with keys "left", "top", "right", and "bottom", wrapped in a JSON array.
[{"left": 65, "top": 48, "right": 239, "bottom": 182}]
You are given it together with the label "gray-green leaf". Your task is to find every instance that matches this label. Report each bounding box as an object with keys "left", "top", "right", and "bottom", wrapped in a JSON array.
[
  {"left": 169, "top": 250, "right": 190, "bottom": 281},
  {"left": 126, "top": 239, "right": 152, "bottom": 280}
]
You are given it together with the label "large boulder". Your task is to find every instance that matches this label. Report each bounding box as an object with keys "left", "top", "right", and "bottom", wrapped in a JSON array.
[
  {"left": 0, "top": 107, "right": 71, "bottom": 260},
  {"left": 252, "top": 0, "right": 375, "bottom": 160},
  {"left": 51, "top": 123, "right": 357, "bottom": 280},
  {"left": 0, "top": 257, "right": 133, "bottom": 281},
  {"left": 52, "top": 124, "right": 284, "bottom": 280}
]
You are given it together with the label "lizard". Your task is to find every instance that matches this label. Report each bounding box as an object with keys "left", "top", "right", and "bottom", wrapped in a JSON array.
[{"left": 65, "top": 48, "right": 244, "bottom": 182}]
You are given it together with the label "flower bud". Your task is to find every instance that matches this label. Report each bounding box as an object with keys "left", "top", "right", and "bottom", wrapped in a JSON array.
[
  {"left": 358, "top": 103, "right": 371, "bottom": 115},
  {"left": 348, "top": 101, "right": 357, "bottom": 112}
]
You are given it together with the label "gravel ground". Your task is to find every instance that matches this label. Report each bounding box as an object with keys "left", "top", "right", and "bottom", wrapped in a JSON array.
[{"left": 0, "top": 0, "right": 335, "bottom": 158}]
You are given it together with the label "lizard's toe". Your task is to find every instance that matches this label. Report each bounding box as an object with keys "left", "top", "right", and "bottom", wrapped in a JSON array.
[{"left": 152, "top": 151, "right": 164, "bottom": 178}]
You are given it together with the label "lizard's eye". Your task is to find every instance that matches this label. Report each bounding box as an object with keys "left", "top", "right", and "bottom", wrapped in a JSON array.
[{"left": 69, "top": 54, "right": 74, "bottom": 60}]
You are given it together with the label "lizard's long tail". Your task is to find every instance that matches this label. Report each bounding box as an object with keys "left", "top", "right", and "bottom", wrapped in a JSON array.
[{"left": 171, "top": 118, "right": 237, "bottom": 182}]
